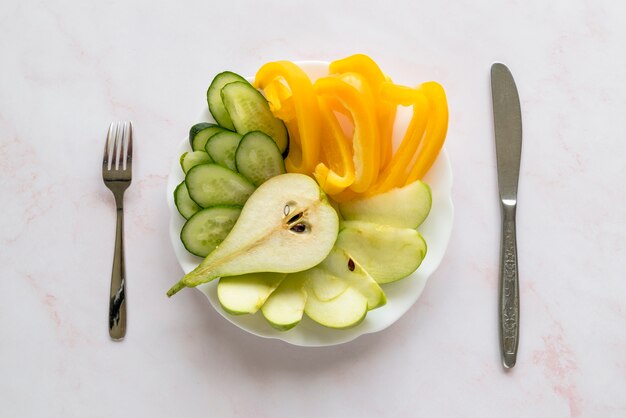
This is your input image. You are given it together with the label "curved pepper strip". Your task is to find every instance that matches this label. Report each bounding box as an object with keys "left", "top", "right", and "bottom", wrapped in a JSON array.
[
  {"left": 264, "top": 79, "right": 302, "bottom": 155},
  {"left": 330, "top": 54, "right": 397, "bottom": 170},
  {"left": 313, "top": 96, "right": 355, "bottom": 195},
  {"left": 314, "top": 74, "right": 379, "bottom": 193},
  {"left": 255, "top": 61, "right": 321, "bottom": 174},
  {"left": 405, "top": 81, "right": 448, "bottom": 183},
  {"left": 368, "top": 83, "right": 431, "bottom": 194},
  {"left": 264, "top": 79, "right": 295, "bottom": 121}
]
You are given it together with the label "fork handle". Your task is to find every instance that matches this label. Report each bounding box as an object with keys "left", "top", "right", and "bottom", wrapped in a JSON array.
[
  {"left": 499, "top": 202, "right": 519, "bottom": 368},
  {"left": 109, "top": 206, "right": 127, "bottom": 340}
]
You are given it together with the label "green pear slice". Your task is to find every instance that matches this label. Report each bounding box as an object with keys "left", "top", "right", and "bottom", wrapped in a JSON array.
[
  {"left": 217, "top": 272, "right": 286, "bottom": 315},
  {"left": 338, "top": 180, "right": 432, "bottom": 228},
  {"left": 304, "top": 285, "right": 368, "bottom": 329},
  {"left": 336, "top": 221, "right": 427, "bottom": 284},
  {"left": 261, "top": 272, "right": 308, "bottom": 331},
  {"left": 168, "top": 174, "right": 339, "bottom": 296},
  {"left": 305, "top": 266, "right": 349, "bottom": 301},
  {"left": 320, "top": 247, "right": 386, "bottom": 310}
]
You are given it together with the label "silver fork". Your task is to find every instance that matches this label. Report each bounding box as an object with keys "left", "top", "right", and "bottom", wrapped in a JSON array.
[{"left": 102, "top": 122, "right": 133, "bottom": 340}]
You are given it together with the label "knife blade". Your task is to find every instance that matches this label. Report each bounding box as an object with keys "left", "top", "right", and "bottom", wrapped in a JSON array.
[{"left": 491, "top": 63, "right": 522, "bottom": 369}]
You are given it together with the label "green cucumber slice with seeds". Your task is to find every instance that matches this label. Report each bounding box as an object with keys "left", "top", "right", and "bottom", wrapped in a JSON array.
[
  {"left": 189, "top": 123, "right": 230, "bottom": 151},
  {"left": 207, "top": 71, "right": 249, "bottom": 131},
  {"left": 185, "top": 163, "right": 255, "bottom": 207},
  {"left": 180, "top": 150, "right": 213, "bottom": 174},
  {"left": 205, "top": 131, "right": 243, "bottom": 172},
  {"left": 221, "top": 81, "right": 288, "bottom": 153},
  {"left": 180, "top": 206, "right": 242, "bottom": 257},
  {"left": 235, "top": 131, "right": 286, "bottom": 186},
  {"left": 174, "top": 182, "right": 201, "bottom": 219}
]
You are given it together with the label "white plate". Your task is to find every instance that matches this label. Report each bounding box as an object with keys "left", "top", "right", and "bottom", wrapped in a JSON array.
[{"left": 166, "top": 61, "right": 454, "bottom": 346}]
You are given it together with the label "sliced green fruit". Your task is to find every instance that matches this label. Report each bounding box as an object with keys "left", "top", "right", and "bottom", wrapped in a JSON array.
[
  {"left": 336, "top": 221, "right": 427, "bottom": 284},
  {"left": 217, "top": 272, "right": 286, "bottom": 315},
  {"left": 205, "top": 131, "right": 243, "bottom": 171},
  {"left": 320, "top": 247, "right": 386, "bottom": 310},
  {"left": 168, "top": 174, "right": 339, "bottom": 296},
  {"left": 174, "top": 182, "right": 200, "bottom": 219},
  {"left": 305, "top": 267, "right": 349, "bottom": 302},
  {"left": 339, "top": 180, "right": 432, "bottom": 228},
  {"left": 189, "top": 123, "right": 230, "bottom": 151},
  {"left": 185, "top": 164, "right": 255, "bottom": 208},
  {"left": 180, "top": 206, "right": 242, "bottom": 257},
  {"left": 261, "top": 272, "right": 308, "bottom": 331},
  {"left": 235, "top": 131, "right": 286, "bottom": 186},
  {"left": 207, "top": 71, "right": 248, "bottom": 131},
  {"left": 221, "top": 81, "right": 288, "bottom": 153},
  {"left": 304, "top": 285, "right": 367, "bottom": 329},
  {"left": 180, "top": 150, "right": 213, "bottom": 174}
]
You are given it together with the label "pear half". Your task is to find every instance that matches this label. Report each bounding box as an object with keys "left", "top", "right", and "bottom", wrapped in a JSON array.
[{"left": 168, "top": 174, "right": 339, "bottom": 296}]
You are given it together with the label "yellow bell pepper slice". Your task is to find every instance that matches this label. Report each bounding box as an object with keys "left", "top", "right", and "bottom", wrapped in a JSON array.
[
  {"left": 264, "top": 79, "right": 295, "bottom": 121},
  {"left": 405, "top": 81, "right": 448, "bottom": 183},
  {"left": 369, "top": 84, "right": 430, "bottom": 194},
  {"left": 313, "top": 97, "right": 355, "bottom": 195},
  {"left": 263, "top": 79, "right": 302, "bottom": 156},
  {"left": 255, "top": 61, "right": 321, "bottom": 174},
  {"left": 314, "top": 74, "right": 379, "bottom": 193},
  {"left": 330, "top": 54, "right": 396, "bottom": 170}
]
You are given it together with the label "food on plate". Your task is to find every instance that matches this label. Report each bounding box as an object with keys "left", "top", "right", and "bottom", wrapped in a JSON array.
[
  {"left": 180, "top": 206, "right": 241, "bottom": 258},
  {"left": 169, "top": 54, "right": 449, "bottom": 331},
  {"left": 185, "top": 164, "right": 254, "bottom": 208},
  {"left": 234, "top": 131, "right": 286, "bottom": 186},
  {"left": 221, "top": 81, "right": 288, "bottom": 152},
  {"left": 204, "top": 130, "right": 242, "bottom": 171},
  {"left": 167, "top": 174, "right": 339, "bottom": 296},
  {"left": 261, "top": 272, "right": 308, "bottom": 331},
  {"left": 338, "top": 179, "right": 432, "bottom": 229},
  {"left": 180, "top": 150, "right": 213, "bottom": 174},
  {"left": 189, "top": 122, "right": 228, "bottom": 151},
  {"left": 217, "top": 272, "right": 287, "bottom": 315},
  {"left": 336, "top": 221, "right": 427, "bottom": 284}
]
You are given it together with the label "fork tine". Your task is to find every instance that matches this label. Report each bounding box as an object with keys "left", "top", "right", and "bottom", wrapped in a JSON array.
[
  {"left": 104, "top": 123, "right": 115, "bottom": 168},
  {"left": 126, "top": 122, "right": 133, "bottom": 170},
  {"left": 112, "top": 123, "right": 120, "bottom": 171}
]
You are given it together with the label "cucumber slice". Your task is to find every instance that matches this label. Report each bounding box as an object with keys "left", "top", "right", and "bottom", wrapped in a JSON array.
[
  {"left": 205, "top": 131, "right": 242, "bottom": 172},
  {"left": 185, "top": 163, "right": 255, "bottom": 208},
  {"left": 207, "top": 71, "right": 248, "bottom": 131},
  {"left": 217, "top": 272, "right": 286, "bottom": 315},
  {"left": 180, "top": 206, "right": 242, "bottom": 257},
  {"left": 235, "top": 131, "right": 286, "bottom": 186},
  {"left": 174, "top": 182, "right": 201, "bottom": 219},
  {"left": 221, "top": 81, "right": 288, "bottom": 153},
  {"left": 189, "top": 123, "right": 229, "bottom": 151},
  {"left": 180, "top": 150, "right": 213, "bottom": 174}
]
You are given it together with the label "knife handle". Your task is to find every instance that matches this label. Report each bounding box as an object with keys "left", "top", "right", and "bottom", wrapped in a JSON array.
[{"left": 499, "top": 202, "right": 519, "bottom": 368}]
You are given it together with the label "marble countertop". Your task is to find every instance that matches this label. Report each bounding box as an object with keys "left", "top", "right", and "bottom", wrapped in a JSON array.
[{"left": 2, "top": 0, "right": 625, "bottom": 416}]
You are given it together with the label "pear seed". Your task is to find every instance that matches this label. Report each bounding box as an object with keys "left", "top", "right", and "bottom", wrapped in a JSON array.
[
  {"left": 290, "top": 223, "right": 307, "bottom": 233},
  {"left": 348, "top": 259, "right": 355, "bottom": 272},
  {"left": 287, "top": 212, "right": 304, "bottom": 224}
]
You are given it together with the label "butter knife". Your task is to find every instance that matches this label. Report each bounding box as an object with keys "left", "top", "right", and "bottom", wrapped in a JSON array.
[{"left": 491, "top": 63, "right": 522, "bottom": 369}]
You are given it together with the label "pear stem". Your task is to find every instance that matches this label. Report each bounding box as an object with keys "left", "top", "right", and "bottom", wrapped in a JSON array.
[{"left": 167, "top": 281, "right": 186, "bottom": 297}]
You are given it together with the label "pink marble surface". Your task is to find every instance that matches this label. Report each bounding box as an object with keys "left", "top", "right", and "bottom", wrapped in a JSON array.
[{"left": 1, "top": 0, "right": 625, "bottom": 416}]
